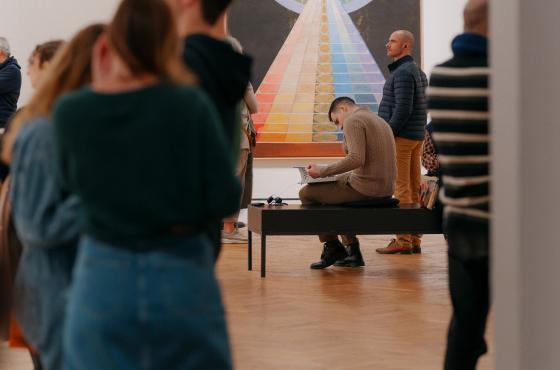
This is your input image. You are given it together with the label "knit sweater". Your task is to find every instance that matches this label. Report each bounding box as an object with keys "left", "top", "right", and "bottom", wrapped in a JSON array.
[
  {"left": 319, "top": 107, "right": 397, "bottom": 197},
  {"left": 428, "top": 33, "right": 490, "bottom": 223},
  {"left": 378, "top": 55, "right": 428, "bottom": 140},
  {"left": 53, "top": 84, "right": 241, "bottom": 248}
]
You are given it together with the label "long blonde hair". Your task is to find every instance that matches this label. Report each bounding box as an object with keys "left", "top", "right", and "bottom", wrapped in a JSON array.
[{"left": 2, "top": 24, "right": 105, "bottom": 163}]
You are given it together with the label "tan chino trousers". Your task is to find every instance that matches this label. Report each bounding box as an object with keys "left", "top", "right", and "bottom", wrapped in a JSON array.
[{"left": 395, "top": 137, "right": 423, "bottom": 248}]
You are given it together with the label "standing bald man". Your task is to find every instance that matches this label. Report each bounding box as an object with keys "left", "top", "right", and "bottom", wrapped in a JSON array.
[
  {"left": 429, "top": 1, "right": 490, "bottom": 369},
  {"left": 376, "top": 30, "right": 428, "bottom": 254}
]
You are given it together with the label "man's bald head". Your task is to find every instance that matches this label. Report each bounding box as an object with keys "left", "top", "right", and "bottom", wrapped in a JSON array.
[
  {"left": 464, "top": 0, "right": 488, "bottom": 36},
  {"left": 395, "top": 30, "right": 415, "bottom": 50},
  {"left": 386, "top": 30, "right": 415, "bottom": 60}
]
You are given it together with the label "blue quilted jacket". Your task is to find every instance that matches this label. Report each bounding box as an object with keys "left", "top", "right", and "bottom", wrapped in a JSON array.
[{"left": 378, "top": 55, "right": 428, "bottom": 140}]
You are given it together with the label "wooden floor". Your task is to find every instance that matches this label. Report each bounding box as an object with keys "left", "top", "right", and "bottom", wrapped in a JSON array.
[{"left": 2, "top": 234, "right": 494, "bottom": 370}]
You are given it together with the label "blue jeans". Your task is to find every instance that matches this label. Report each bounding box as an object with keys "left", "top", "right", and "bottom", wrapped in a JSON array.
[
  {"left": 14, "top": 243, "right": 76, "bottom": 370},
  {"left": 63, "top": 235, "right": 232, "bottom": 370}
]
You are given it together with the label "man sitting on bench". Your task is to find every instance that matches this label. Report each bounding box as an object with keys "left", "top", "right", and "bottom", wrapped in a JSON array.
[{"left": 299, "top": 97, "right": 397, "bottom": 269}]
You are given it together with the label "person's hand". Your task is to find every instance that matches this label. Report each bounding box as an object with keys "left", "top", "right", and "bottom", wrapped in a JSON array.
[{"left": 306, "top": 164, "right": 321, "bottom": 179}]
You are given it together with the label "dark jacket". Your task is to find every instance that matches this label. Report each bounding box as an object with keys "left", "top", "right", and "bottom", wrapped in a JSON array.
[
  {"left": 182, "top": 34, "right": 252, "bottom": 262},
  {"left": 183, "top": 34, "right": 252, "bottom": 152},
  {"left": 378, "top": 55, "right": 428, "bottom": 140},
  {"left": 428, "top": 33, "right": 489, "bottom": 258},
  {"left": 0, "top": 57, "right": 22, "bottom": 128}
]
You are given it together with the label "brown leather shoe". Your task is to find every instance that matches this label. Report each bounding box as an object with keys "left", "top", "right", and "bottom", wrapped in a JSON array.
[{"left": 376, "top": 239, "right": 413, "bottom": 254}]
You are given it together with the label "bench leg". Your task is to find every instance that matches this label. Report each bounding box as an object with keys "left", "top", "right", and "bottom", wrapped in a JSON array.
[
  {"left": 261, "top": 234, "right": 266, "bottom": 278},
  {"left": 248, "top": 231, "right": 252, "bottom": 271}
]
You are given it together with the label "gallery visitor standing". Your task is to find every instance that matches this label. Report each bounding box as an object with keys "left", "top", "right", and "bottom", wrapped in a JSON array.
[{"left": 376, "top": 29, "right": 428, "bottom": 255}]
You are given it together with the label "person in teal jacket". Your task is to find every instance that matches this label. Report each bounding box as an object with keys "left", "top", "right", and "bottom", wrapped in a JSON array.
[{"left": 3, "top": 24, "right": 105, "bottom": 370}]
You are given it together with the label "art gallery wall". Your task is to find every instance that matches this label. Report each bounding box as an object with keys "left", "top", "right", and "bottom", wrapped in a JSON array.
[
  {"left": 253, "top": 0, "right": 465, "bottom": 200},
  {"left": 0, "top": 0, "right": 465, "bottom": 200},
  {"left": 0, "top": 0, "right": 119, "bottom": 104}
]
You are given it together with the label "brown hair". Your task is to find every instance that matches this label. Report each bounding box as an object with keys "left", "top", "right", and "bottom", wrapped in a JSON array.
[
  {"left": 107, "top": 0, "right": 193, "bottom": 84},
  {"left": 30, "top": 40, "right": 65, "bottom": 67},
  {"left": 201, "top": 0, "right": 233, "bottom": 25},
  {"left": 2, "top": 24, "right": 105, "bottom": 163}
]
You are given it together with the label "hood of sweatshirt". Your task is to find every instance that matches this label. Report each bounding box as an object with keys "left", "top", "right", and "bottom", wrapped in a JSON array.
[
  {"left": 183, "top": 34, "right": 252, "bottom": 106},
  {"left": 0, "top": 56, "right": 21, "bottom": 72}
]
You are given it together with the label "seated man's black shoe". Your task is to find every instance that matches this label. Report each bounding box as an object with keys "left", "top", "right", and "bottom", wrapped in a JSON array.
[
  {"left": 310, "top": 240, "right": 348, "bottom": 269},
  {"left": 334, "top": 242, "right": 365, "bottom": 267}
]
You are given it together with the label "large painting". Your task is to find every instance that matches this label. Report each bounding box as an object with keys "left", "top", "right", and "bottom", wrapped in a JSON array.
[{"left": 229, "top": 0, "right": 421, "bottom": 157}]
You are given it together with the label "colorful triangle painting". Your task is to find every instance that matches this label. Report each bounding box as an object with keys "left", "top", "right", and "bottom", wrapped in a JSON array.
[{"left": 253, "top": 0, "right": 385, "bottom": 154}]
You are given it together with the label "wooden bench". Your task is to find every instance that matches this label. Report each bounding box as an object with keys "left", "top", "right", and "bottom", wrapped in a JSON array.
[{"left": 247, "top": 204, "right": 443, "bottom": 277}]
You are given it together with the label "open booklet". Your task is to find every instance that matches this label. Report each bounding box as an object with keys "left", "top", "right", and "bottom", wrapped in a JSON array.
[{"left": 294, "top": 166, "right": 338, "bottom": 184}]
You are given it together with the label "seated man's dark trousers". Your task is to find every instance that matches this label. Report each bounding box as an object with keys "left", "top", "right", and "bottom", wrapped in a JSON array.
[
  {"left": 299, "top": 175, "right": 370, "bottom": 244},
  {"left": 444, "top": 217, "right": 490, "bottom": 370}
]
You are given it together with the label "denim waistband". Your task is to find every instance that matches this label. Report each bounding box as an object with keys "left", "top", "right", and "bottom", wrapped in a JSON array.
[{"left": 80, "top": 233, "right": 213, "bottom": 262}]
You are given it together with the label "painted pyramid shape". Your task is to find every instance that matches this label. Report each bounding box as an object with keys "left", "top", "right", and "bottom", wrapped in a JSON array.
[{"left": 253, "top": 0, "right": 385, "bottom": 151}]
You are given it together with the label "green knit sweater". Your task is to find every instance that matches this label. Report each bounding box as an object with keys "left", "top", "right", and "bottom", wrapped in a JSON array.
[{"left": 53, "top": 84, "right": 241, "bottom": 247}]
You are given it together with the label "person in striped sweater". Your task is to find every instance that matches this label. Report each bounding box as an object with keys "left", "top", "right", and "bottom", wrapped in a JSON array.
[{"left": 427, "top": 0, "right": 490, "bottom": 369}]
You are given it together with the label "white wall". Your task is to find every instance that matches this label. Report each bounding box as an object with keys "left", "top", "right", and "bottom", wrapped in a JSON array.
[
  {"left": 422, "top": 0, "right": 464, "bottom": 75},
  {"left": 493, "top": 0, "right": 560, "bottom": 369},
  {"left": 0, "top": 0, "right": 119, "bottom": 104}
]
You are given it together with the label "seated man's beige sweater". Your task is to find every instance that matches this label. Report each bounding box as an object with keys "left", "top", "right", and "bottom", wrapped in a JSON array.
[{"left": 319, "top": 107, "right": 397, "bottom": 197}]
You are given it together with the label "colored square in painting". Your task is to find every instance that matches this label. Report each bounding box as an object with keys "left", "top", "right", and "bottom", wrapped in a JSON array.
[
  {"left": 260, "top": 84, "right": 281, "bottom": 93},
  {"left": 257, "top": 94, "right": 276, "bottom": 104},
  {"left": 285, "top": 133, "right": 312, "bottom": 142},
  {"left": 333, "top": 74, "right": 352, "bottom": 83},
  {"left": 362, "top": 73, "right": 385, "bottom": 83},
  {"left": 347, "top": 64, "right": 364, "bottom": 73},
  {"left": 334, "top": 84, "right": 354, "bottom": 94},
  {"left": 287, "top": 124, "right": 313, "bottom": 132},
  {"left": 353, "top": 84, "right": 374, "bottom": 94},
  {"left": 274, "top": 94, "right": 296, "bottom": 104},
  {"left": 345, "top": 54, "right": 361, "bottom": 63},
  {"left": 359, "top": 54, "right": 374, "bottom": 64},
  {"left": 363, "top": 64, "right": 380, "bottom": 73},
  {"left": 354, "top": 94, "right": 377, "bottom": 104},
  {"left": 331, "top": 54, "right": 346, "bottom": 63},
  {"left": 294, "top": 94, "right": 315, "bottom": 103},
  {"left": 293, "top": 103, "right": 315, "bottom": 113},
  {"left": 258, "top": 133, "right": 288, "bottom": 142},
  {"left": 332, "top": 64, "right": 348, "bottom": 73},
  {"left": 330, "top": 44, "right": 344, "bottom": 53},
  {"left": 297, "top": 84, "right": 316, "bottom": 93},
  {"left": 256, "top": 103, "right": 273, "bottom": 113},
  {"left": 270, "top": 104, "right": 291, "bottom": 113},
  {"left": 301, "top": 65, "right": 317, "bottom": 74},
  {"left": 260, "top": 124, "right": 289, "bottom": 133},
  {"left": 299, "top": 74, "right": 317, "bottom": 83},
  {"left": 266, "top": 113, "right": 291, "bottom": 123},
  {"left": 252, "top": 113, "right": 269, "bottom": 124},
  {"left": 290, "top": 114, "right": 314, "bottom": 124},
  {"left": 279, "top": 83, "right": 298, "bottom": 92}
]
